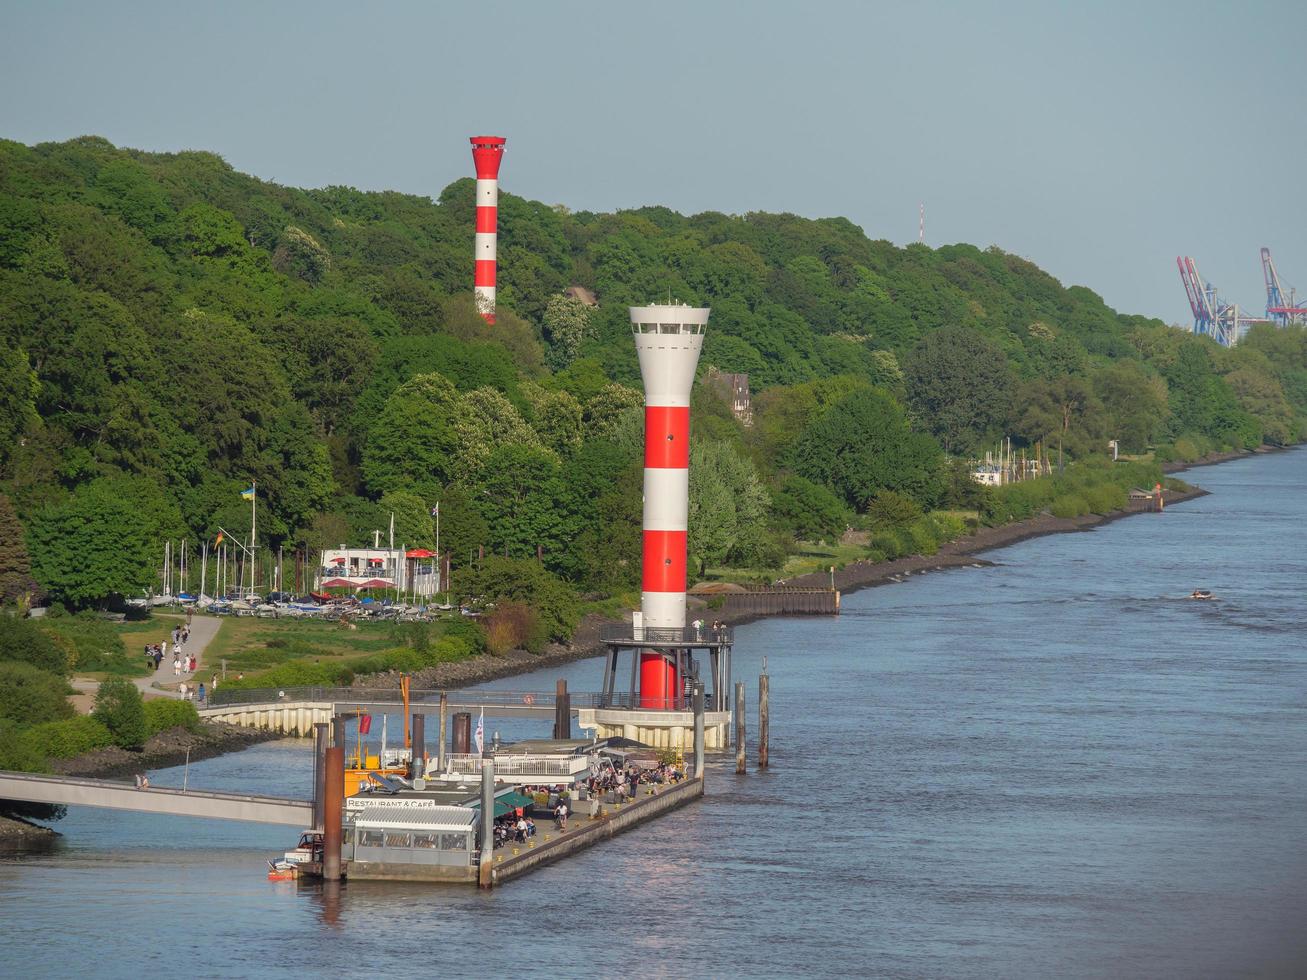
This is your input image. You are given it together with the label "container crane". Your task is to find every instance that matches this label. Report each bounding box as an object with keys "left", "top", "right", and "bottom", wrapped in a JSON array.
[
  {"left": 1176, "top": 255, "right": 1269, "bottom": 347},
  {"left": 1260, "top": 247, "right": 1307, "bottom": 326}
]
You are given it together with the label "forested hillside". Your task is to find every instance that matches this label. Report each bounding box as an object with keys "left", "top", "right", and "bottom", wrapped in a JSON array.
[{"left": 3, "top": 135, "right": 1306, "bottom": 618}]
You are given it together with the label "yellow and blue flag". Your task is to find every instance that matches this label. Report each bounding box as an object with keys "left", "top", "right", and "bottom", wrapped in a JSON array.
[{"left": 239, "top": 486, "right": 256, "bottom": 501}]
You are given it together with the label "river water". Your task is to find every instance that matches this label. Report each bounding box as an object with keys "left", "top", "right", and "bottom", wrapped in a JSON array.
[{"left": 3, "top": 450, "right": 1305, "bottom": 978}]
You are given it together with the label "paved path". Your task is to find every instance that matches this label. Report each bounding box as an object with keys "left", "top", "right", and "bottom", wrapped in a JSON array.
[
  {"left": 70, "top": 613, "right": 224, "bottom": 709},
  {"left": 136, "top": 613, "right": 222, "bottom": 697}
]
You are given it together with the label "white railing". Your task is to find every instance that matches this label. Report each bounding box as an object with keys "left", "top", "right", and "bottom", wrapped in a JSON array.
[{"left": 442, "top": 754, "right": 590, "bottom": 778}]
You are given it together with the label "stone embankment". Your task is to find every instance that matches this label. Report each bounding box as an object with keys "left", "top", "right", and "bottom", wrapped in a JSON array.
[{"left": 52, "top": 722, "right": 280, "bottom": 780}]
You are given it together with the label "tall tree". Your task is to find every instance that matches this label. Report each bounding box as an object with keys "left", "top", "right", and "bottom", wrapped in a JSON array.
[
  {"left": 0, "top": 493, "right": 41, "bottom": 607},
  {"left": 903, "top": 325, "right": 1012, "bottom": 452}
]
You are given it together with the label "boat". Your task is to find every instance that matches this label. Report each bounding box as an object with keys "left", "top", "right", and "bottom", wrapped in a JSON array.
[
  {"left": 343, "top": 676, "right": 416, "bottom": 796},
  {"left": 267, "top": 830, "right": 323, "bottom": 879},
  {"left": 1189, "top": 589, "right": 1216, "bottom": 600}
]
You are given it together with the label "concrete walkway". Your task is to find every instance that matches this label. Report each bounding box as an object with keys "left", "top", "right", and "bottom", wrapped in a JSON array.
[{"left": 70, "top": 613, "right": 224, "bottom": 709}]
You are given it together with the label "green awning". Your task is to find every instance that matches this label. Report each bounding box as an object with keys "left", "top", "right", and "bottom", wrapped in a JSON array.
[{"left": 470, "top": 791, "right": 538, "bottom": 818}]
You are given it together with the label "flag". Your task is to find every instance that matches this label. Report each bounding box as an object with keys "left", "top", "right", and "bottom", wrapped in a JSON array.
[
  {"left": 214, "top": 531, "right": 224, "bottom": 548},
  {"left": 474, "top": 708, "right": 484, "bottom": 755},
  {"left": 358, "top": 713, "right": 372, "bottom": 735},
  {"left": 240, "top": 486, "right": 256, "bottom": 501},
  {"left": 430, "top": 503, "right": 439, "bottom": 517}
]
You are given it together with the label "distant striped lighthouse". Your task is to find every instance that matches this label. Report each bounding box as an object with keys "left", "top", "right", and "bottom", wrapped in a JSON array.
[
  {"left": 469, "top": 136, "right": 506, "bottom": 323},
  {"left": 631, "top": 303, "right": 709, "bottom": 708}
]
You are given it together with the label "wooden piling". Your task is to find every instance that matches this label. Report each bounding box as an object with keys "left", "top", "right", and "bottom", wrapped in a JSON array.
[
  {"left": 322, "top": 743, "right": 344, "bottom": 881},
  {"left": 437, "top": 692, "right": 448, "bottom": 772},
  {"left": 735, "top": 681, "right": 746, "bottom": 774},
  {"left": 452, "top": 712, "right": 471, "bottom": 756},
  {"left": 758, "top": 670, "right": 769, "bottom": 770}
]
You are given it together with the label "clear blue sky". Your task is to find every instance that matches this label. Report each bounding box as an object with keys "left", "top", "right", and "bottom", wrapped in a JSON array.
[{"left": 2, "top": 0, "right": 1303, "bottom": 323}]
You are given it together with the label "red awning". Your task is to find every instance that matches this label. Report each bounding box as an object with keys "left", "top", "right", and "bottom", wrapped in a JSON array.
[
  {"left": 320, "top": 578, "right": 353, "bottom": 588},
  {"left": 406, "top": 548, "right": 435, "bottom": 558},
  {"left": 357, "top": 578, "right": 392, "bottom": 589},
  {"left": 331, "top": 556, "right": 346, "bottom": 564}
]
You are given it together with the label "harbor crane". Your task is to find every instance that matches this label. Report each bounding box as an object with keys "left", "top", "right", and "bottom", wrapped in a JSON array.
[
  {"left": 1260, "top": 247, "right": 1307, "bottom": 326},
  {"left": 1176, "top": 256, "right": 1266, "bottom": 347}
]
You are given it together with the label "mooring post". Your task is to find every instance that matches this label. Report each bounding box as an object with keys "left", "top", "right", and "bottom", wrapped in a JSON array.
[
  {"left": 437, "top": 691, "right": 448, "bottom": 773},
  {"left": 411, "top": 713, "right": 425, "bottom": 779},
  {"left": 478, "top": 759, "right": 495, "bottom": 888},
  {"left": 452, "top": 711, "right": 471, "bottom": 756},
  {"left": 759, "top": 662, "right": 770, "bottom": 771},
  {"left": 692, "top": 680, "right": 705, "bottom": 781},
  {"left": 555, "top": 678, "right": 570, "bottom": 739},
  {"left": 735, "top": 681, "right": 746, "bottom": 774},
  {"left": 311, "top": 722, "right": 328, "bottom": 830},
  {"left": 322, "top": 720, "right": 345, "bottom": 882}
]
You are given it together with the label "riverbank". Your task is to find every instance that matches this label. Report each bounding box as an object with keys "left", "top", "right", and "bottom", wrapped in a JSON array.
[
  {"left": 51, "top": 721, "right": 281, "bottom": 780},
  {"left": 389, "top": 482, "right": 1212, "bottom": 691}
]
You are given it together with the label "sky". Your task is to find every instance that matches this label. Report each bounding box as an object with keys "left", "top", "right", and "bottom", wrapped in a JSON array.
[{"left": 2, "top": 0, "right": 1304, "bottom": 324}]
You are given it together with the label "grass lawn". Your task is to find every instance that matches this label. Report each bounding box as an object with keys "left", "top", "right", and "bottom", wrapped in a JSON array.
[{"left": 201, "top": 616, "right": 425, "bottom": 681}]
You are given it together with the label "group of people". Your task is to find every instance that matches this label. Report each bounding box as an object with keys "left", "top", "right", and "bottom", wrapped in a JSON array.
[
  {"left": 177, "top": 673, "right": 220, "bottom": 703},
  {"left": 144, "top": 623, "right": 195, "bottom": 676},
  {"left": 586, "top": 761, "right": 684, "bottom": 801},
  {"left": 493, "top": 811, "right": 536, "bottom": 845},
  {"left": 690, "top": 618, "right": 727, "bottom": 638}
]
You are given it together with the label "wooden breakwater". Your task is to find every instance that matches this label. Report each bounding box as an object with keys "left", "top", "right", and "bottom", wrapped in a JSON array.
[{"left": 701, "top": 587, "right": 839, "bottom": 617}]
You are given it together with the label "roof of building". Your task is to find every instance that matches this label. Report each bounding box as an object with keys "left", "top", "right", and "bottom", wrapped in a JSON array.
[{"left": 349, "top": 804, "right": 478, "bottom": 831}]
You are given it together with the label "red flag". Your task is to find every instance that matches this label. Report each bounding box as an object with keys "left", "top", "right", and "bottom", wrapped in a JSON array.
[{"left": 358, "top": 714, "right": 372, "bottom": 734}]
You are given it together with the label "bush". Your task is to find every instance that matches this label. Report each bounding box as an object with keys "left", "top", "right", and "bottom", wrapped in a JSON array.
[
  {"left": 1083, "top": 484, "right": 1126, "bottom": 515},
  {"left": 221, "top": 660, "right": 355, "bottom": 691},
  {"left": 23, "top": 716, "right": 115, "bottom": 759},
  {"left": 1049, "top": 494, "right": 1088, "bottom": 519},
  {"left": 483, "top": 601, "right": 543, "bottom": 655},
  {"left": 864, "top": 490, "right": 923, "bottom": 530},
  {"left": 0, "top": 661, "right": 75, "bottom": 726},
  {"left": 143, "top": 698, "right": 200, "bottom": 736},
  {"left": 37, "top": 614, "right": 146, "bottom": 676},
  {"left": 92, "top": 678, "right": 148, "bottom": 749},
  {"left": 906, "top": 518, "right": 940, "bottom": 556},
  {"left": 0, "top": 719, "right": 52, "bottom": 773},
  {"left": 0, "top": 615, "right": 70, "bottom": 674},
  {"left": 869, "top": 533, "right": 902, "bottom": 559}
]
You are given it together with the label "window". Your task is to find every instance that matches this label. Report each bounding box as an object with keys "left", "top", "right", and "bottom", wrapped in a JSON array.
[
  {"left": 359, "top": 830, "right": 385, "bottom": 847},
  {"left": 659, "top": 323, "right": 679, "bottom": 334},
  {"left": 440, "top": 833, "right": 470, "bottom": 851},
  {"left": 411, "top": 833, "right": 439, "bottom": 849},
  {"left": 383, "top": 831, "right": 413, "bottom": 848}
]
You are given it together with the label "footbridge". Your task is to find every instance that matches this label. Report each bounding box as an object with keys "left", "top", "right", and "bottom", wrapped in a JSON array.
[{"left": 0, "top": 771, "right": 312, "bottom": 826}]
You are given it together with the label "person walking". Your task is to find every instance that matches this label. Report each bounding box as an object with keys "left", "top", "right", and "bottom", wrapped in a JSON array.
[
  {"left": 197, "top": 682, "right": 205, "bottom": 703},
  {"left": 179, "top": 681, "right": 188, "bottom": 700}
]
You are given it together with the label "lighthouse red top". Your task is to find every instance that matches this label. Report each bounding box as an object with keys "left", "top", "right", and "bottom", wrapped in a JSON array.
[{"left": 469, "top": 136, "right": 506, "bottom": 179}]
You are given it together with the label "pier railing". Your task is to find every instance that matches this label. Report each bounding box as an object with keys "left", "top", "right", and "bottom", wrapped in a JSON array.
[
  {"left": 598, "top": 625, "right": 733, "bottom": 646},
  {"left": 208, "top": 686, "right": 720, "bottom": 712},
  {"left": 442, "top": 754, "right": 591, "bottom": 777}
]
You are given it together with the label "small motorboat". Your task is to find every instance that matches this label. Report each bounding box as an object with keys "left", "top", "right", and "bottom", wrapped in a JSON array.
[
  {"left": 1189, "top": 589, "right": 1215, "bottom": 600},
  {"left": 267, "top": 860, "right": 298, "bottom": 881}
]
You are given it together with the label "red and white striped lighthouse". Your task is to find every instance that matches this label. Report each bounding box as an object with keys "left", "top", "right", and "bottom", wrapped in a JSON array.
[
  {"left": 469, "top": 136, "right": 506, "bottom": 324},
  {"left": 632, "top": 303, "right": 709, "bottom": 708}
]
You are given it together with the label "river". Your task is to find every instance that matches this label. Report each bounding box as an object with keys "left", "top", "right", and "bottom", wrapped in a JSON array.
[{"left": 3, "top": 449, "right": 1305, "bottom": 978}]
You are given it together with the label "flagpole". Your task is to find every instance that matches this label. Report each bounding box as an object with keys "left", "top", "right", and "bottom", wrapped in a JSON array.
[
  {"left": 200, "top": 542, "right": 208, "bottom": 603},
  {"left": 250, "top": 482, "right": 257, "bottom": 598}
]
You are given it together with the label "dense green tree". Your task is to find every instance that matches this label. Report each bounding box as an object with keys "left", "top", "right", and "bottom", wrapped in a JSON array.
[
  {"left": 378, "top": 490, "right": 434, "bottom": 548},
  {"left": 457, "top": 556, "right": 578, "bottom": 642},
  {"left": 27, "top": 476, "right": 185, "bottom": 607},
  {"left": 0, "top": 494, "right": 41, "bottom": 606},
  {"left": 771, "top": 475, "right": 850, "bottom": 542},
  {"left": 903, "top": 326, "right": 1012, "bottom": 452},
  {"left": 92, "top": 677, "right": 148, "bottom": 749},
  {"left": 789, "top": 389, "right": 946, "bottom": 509},
  {"left": 1093, "top": 361, "right": 1169, "bottom": 453},
  {"left": 687, "top": 440, "right": 771, "bottom": 572},
  {"left": 361, "top": 373, "right": 461, "bottom": 498}
]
